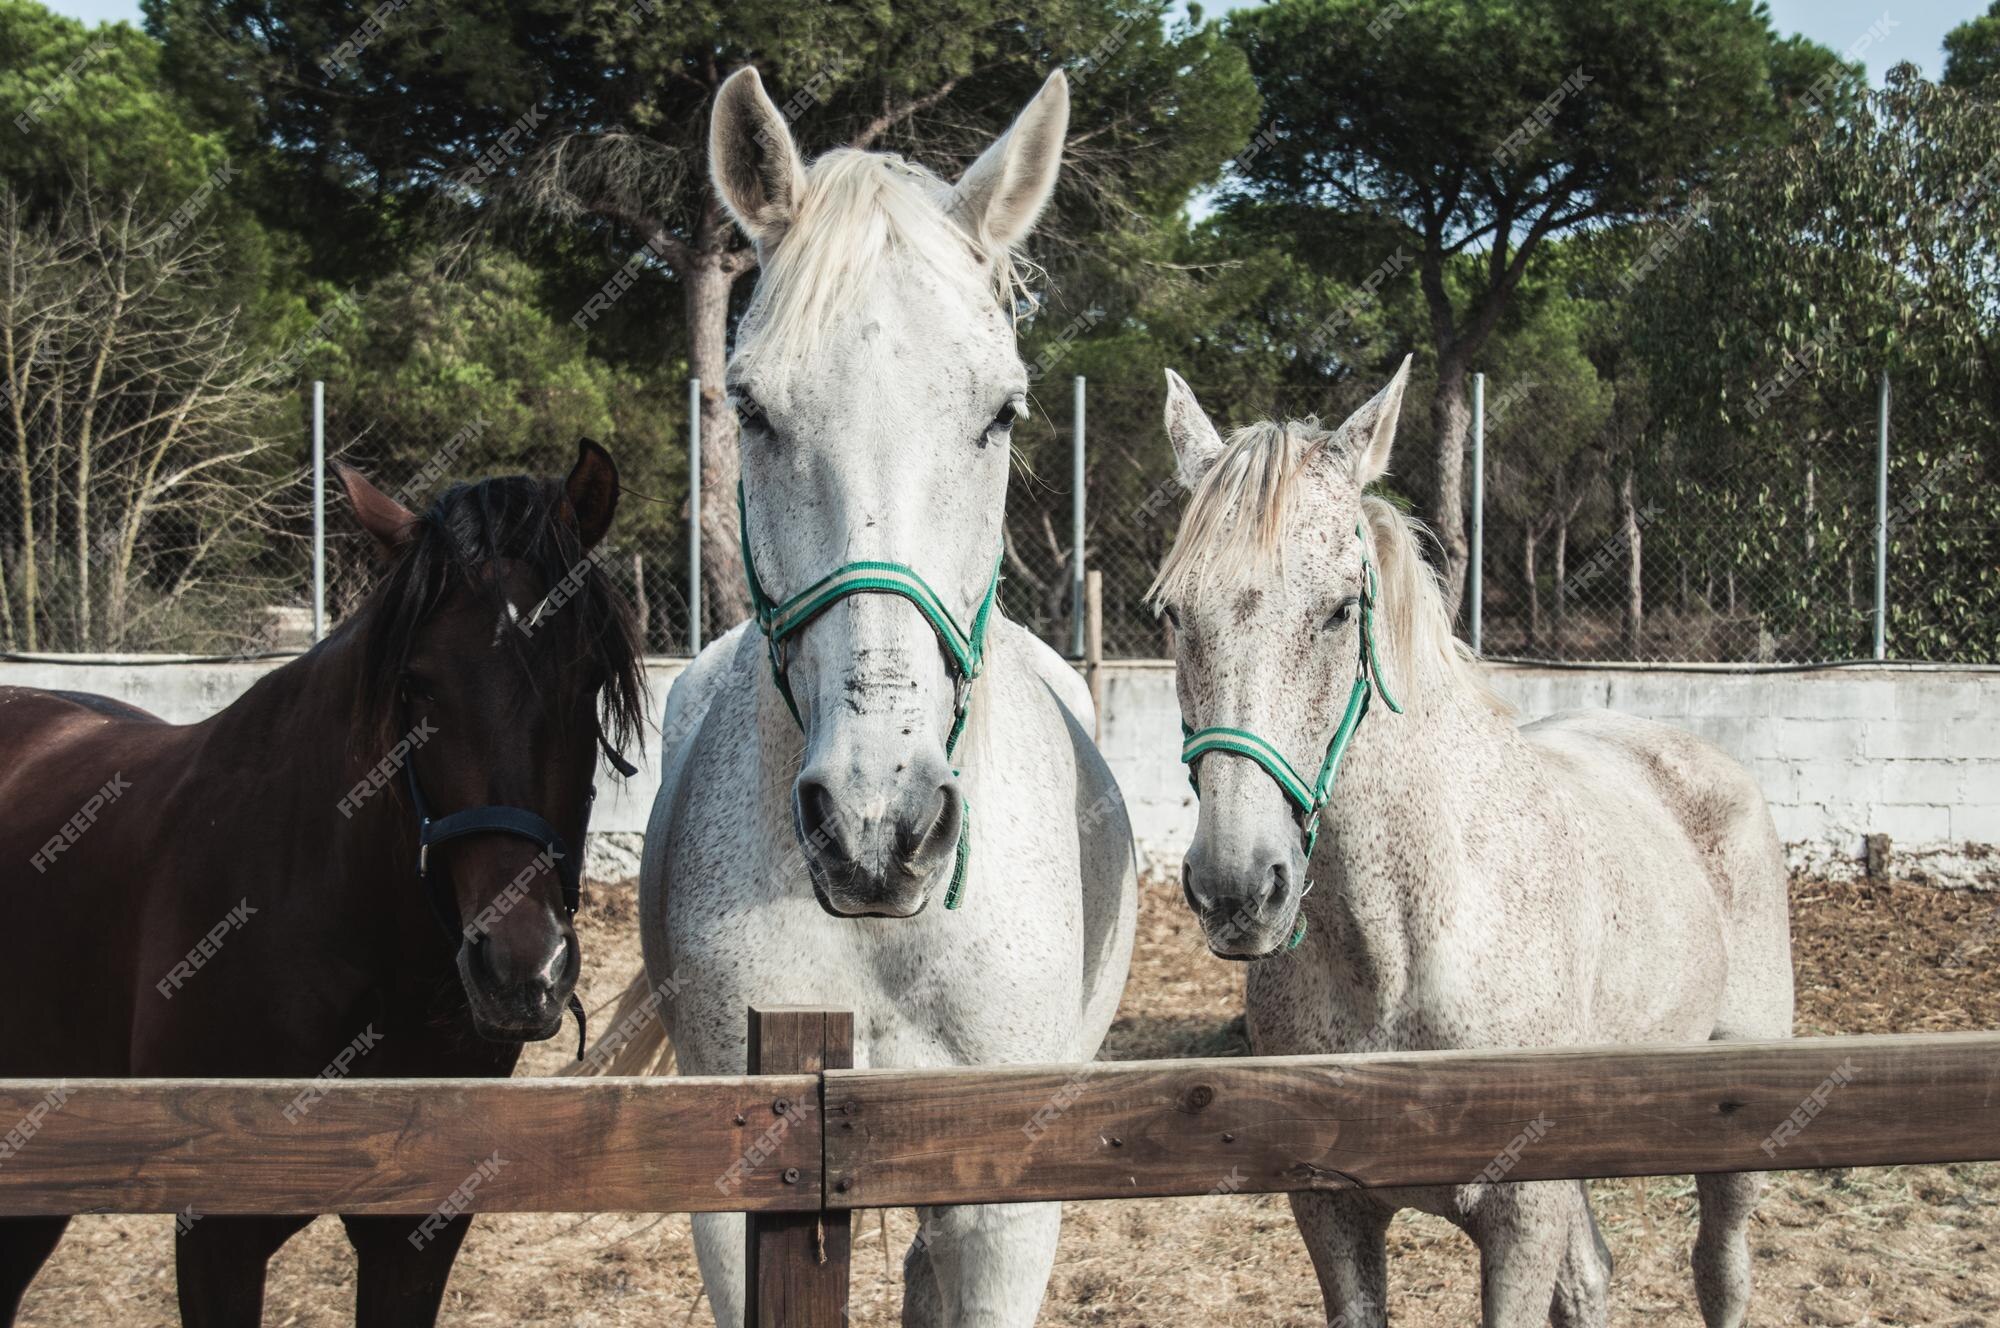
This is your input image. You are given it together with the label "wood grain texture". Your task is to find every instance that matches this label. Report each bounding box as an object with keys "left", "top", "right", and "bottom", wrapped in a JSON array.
[
  {"left": 0, "top": 1075, "right": 820, "bottom": 1216},
  {"left": 821, "top": 1033, "right": 2000, "bottom": 1209},
  {"left": 745, "top": 1007, "right": 853, "bottom": 1328}
]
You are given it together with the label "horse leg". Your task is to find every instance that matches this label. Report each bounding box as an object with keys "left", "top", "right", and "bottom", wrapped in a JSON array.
[
  {"left": 1691, "top": 1172, "right": 1760, "bottom": 1327},
  {"left": 339, "top": 1213, "right": 471, "bottom": 1327},
  {"left": 1288, "top": 1191, "right": 1391, "bottom": 1327},
  {"left": 1549, "top": 1182, "right": 1612, "bottom": 1328},
  {"left": 0, "top": 1217, "right": 69, "bottom": 1327},
  {"left": 175, "top": 1214, "right": 314, "bottom": 1328},
  {"left": 900, "top": 1211, "right": 944, "bottom": 1328},
  {"left": 690, "top": 1211, "right": 746, "bottom": 1328},
  {"left": 1458, "top": 1180, "right": 1575, "bottom": 1328},
  {"left": 902, "top": 1201, "right": 1060, "bottom": 1328}
]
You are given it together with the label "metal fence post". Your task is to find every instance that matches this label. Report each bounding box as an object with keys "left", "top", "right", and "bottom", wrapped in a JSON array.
[
  {"left": 1071, "top": 375, "right": 1087, "bottom": 659},
  {"left": 311, "top": 380, "right": 326, "bottom": 642},
  {"left": 688, "top": 376, "right": 703, "bottom": 656},
  {"left": 1874, "top": 371, "right": 1889, "bottom": 661},
  {"left": 1469, "top": 372, "right": 1484, "bottom": 655}
]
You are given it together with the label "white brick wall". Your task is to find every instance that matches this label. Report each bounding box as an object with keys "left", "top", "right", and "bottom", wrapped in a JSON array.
[
  {"left": 1095, "top": 663, "right": 2000, "bottom": 890},
  {"left": 4, "top": 658, "right": 1995, "bottom": 888}
]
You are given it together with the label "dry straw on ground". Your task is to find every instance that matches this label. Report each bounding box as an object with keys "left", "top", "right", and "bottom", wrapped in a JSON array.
[{"left": 24, "top": 873, "right": 2000, "bottom": 1326}]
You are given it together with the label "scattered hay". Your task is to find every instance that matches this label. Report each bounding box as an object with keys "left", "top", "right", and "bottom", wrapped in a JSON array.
[{"left": 23, "top": 875, "right": 1997, "bottom": 1326}]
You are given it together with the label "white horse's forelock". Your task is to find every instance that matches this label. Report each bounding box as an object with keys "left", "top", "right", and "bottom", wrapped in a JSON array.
[
  {"left": 1151, "top": 416, "right": 1508, "bottom": 714},
  {"left": 732, "top": 148, "right": 1034, "bottom": 373}
]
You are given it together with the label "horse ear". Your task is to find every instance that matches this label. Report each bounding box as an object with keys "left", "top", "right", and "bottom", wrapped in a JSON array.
[
  {"left": 949, "top": 70, "right": 1068, "bottom": 251},
  {"left": 334, "top": 462, "right": 417, "bottom": 556},
  {"left": 1164, "top": 369, "right": 1225, "bottom": 490},
  {"left": 1337, "top": 354, "right": 1413, "bottom": 487},
  {"left": 564, "top": 438, "right": 620, "bottom": 550},
  {"left": 709, "top": 66, "right": 806, "bottom": 247}
]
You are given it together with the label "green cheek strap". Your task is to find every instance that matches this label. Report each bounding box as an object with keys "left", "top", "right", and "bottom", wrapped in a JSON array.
[
  {"left": 739, "top": 480, "right": 1000, "bottom": 910},
  {"left": 1179, "top": 524, "right": 1402, "bottom": 950}
]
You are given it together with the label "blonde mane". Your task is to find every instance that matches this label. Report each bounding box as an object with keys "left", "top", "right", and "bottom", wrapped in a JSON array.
[
  {"left": 732, "top": 148, "right": 1031, "bottom": 370},
  {"left": 1150, "top": 417, "right": 1508, "bottom": 713}
]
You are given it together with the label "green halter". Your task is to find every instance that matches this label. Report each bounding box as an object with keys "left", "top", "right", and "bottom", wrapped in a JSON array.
[
  {"left": 738, "top": 480, "right": 1001, "bottom": 909},
  {"left": 1179, "top": 523, "right": 1403, "bottom": 948}
]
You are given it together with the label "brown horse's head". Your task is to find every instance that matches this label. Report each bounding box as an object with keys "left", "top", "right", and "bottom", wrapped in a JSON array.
[{"left": 336, "top": 441, "right": 645, "bottom": 1042}]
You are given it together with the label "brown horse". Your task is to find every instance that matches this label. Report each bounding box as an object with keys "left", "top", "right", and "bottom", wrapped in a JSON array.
[{"left": 0, "top": 441, "right": 645, "bottom": 1326}]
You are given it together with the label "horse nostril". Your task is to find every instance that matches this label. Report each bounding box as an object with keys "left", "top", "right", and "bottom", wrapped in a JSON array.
[
  {"left": 898, "top": 781, "right": 960, "bottom": 868},
  {"left": 1181, "top": 861, "right": 1211, "bottom": 914},
  {"left": 1259, "top": 859, "right": 1290, "bottom": 908},
  {"left": 796, "top": 777, "right": 843, "bottom": 857}
]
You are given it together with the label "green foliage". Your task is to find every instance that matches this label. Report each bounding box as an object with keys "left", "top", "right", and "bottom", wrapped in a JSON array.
[
  {"left": 1632, "top": 68, "right": 2000, "bottom": 661},
  {"left": 312, "top": 247, "right": 686, "bottom": 552},
  {"left": 1, "top": 2, "right": 221, "bottom": 200},
  {"left": 0, "top": 0, "right": 1988, "bottom": 660},
  {"left": 0, "top": 3, "right": 313, "bottom": 343},
  {"left": 1946, "top": 2, "right": 2000, "bottom": 92}
]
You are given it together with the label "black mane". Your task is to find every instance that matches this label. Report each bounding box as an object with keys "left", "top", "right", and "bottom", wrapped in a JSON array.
[{"left": 353, "top": 472, "right": 647, "bottom": 761}]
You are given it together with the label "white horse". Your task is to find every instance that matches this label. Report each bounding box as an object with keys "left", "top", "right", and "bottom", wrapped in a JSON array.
[
  {"left": 1150, "top": 362, "right": 1794, "bottom": 1328},
  {"left": 588, "top": 68, "right": 1136, "bottom": 1327}
]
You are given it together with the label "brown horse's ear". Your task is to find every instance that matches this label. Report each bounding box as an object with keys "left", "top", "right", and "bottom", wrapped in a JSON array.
[
  {"left": 334, "top": 462, "right": 418, "bottom": 556},
  {"left": 565, "top": 438, "right": 620, "bottom": 550}
]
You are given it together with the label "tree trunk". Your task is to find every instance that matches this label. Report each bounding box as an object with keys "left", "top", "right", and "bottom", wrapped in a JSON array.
[
  {"left": 1523, "top": 523, "right": 1540, "bottom": 651},
  {"left": 632, "top": 550, "right": 649, "bottom": 649},
  {"left": 8, "top": 412, "right": 30, "bottom": 651},
  {"left": 73, "top": 421, "right": 90, "bottom": 648},
  {"left": 1620, "top": 467, "right": 1643, "bottom": 657},
  {"left": 1428, "top": 354, "right": 1472, "bottom": 624},
  {"left": 1803, "top": 462, "right": 1816, "bottom": 560},
  {"left": 1552, "top": 516, "right": 1568, "bottom": 660},
  {"left": 683, "top": 221, "right": 751, "bottom": 637},
  {"left": 0, "top": 543, "right": 14, "bottom": 648}
]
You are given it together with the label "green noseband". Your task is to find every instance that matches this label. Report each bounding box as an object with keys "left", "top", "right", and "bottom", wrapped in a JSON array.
[
  {"left": 1179, "top": 523, "right": 1403, "bottom": 949},
  {"left": 739, "top": 479, "right": 1000, "bottom": 910}
]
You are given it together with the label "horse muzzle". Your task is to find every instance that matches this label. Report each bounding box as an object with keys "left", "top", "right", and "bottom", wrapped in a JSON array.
[
  {"left": 794, "top": 755, "right": 962, "bottom": 918},
  {"left": 1182, "top": 840, "right": 1304, "bottom": 960},
  {"left": 457, "top": 926, "right": 578, "bottom": 1041}
]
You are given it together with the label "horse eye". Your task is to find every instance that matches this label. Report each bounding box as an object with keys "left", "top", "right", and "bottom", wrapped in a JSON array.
[
  {"left": 400, "top": 672, "right": 437, "bottom": 703},
  {"left": 990, "top": 398, "right": 1024, "bottom": 433},
  {"left": 1325, "top": 597, "right": 1360, "bottom": 629},
  {"left": 1159, "top": 604, "right": 1181, "bottom": 630}
]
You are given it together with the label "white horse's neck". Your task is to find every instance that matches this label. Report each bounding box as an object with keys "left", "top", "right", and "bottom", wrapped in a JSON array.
[{"left": 1301, "top": 616, "right": 1530, "bottom": 1015}]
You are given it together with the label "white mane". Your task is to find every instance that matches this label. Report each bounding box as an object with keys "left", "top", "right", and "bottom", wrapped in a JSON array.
[
  {"left": 1150, "top": 416, "right": 1509, "bottom": 713},
  {"left": 732, "top": 148, "right": 1031, "bottom": 371}
]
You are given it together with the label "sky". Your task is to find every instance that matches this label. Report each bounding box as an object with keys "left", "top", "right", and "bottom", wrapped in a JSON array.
[{"left": 40, "top": 0, "right": 1987, "bottom": 85}]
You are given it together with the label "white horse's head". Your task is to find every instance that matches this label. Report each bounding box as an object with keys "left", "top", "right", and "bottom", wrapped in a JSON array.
[
  {"left": 1151, "top": 359, "right": 1429, "bottom": 957},
  {"left": 712, "top": 66, "right": 1068, "bottom": 918}
]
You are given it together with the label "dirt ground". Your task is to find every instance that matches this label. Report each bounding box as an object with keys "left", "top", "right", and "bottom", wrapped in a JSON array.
[{"left": 22, "top": 873, "right": 2000, "bottom": 1327}]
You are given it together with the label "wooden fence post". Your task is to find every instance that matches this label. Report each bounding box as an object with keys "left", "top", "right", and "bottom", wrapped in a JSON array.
[{"left": 745, "top": 1007, "right": 852, "bottom": 1328}]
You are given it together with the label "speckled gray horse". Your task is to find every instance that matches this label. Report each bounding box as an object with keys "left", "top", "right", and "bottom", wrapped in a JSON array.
[
  {"left": 1149, "top": 361, "right": 1794, "bottom": 1328},
  {"left": 583, "top": 67, "right": 1136, "bottom": 1327}
]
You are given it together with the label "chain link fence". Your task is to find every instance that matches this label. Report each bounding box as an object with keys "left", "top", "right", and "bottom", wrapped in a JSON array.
[
  {"left": 1476, "top": 377, "right": 1998, "bottom": 665},
  {"left": 0, "top": 391, "right": 310, "bottom": 657},
  {"left": 312, "top": 388, "right": 697, "bottom": 657},
  {"left": 4, "top": 376, "right": 1992, "bottom": 665}
]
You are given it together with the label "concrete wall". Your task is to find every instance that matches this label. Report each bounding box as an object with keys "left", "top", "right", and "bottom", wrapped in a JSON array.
[
  {"left": 1100, "top": 662, "right": 1999, "bottom": 888},
  {"left": 5, "top": 658, "right": 1994, "bottom": 886}
]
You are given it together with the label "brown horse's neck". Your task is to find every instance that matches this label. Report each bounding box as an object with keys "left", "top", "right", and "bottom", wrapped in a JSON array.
[{"left": 191, "top": 616, "right": 430, "bottom": 932}]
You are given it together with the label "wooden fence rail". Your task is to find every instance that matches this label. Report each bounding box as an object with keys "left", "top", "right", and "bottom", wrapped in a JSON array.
[{"left": 3, "top": 1019, "right": 1998, "bottom": 1325}]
